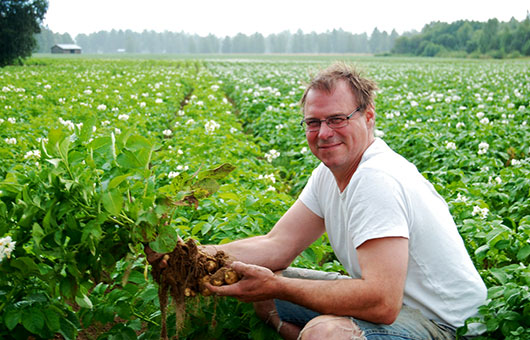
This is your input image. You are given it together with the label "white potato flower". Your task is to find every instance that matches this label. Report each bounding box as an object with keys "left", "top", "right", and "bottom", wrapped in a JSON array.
[
  {"left": 0, "top": 236, "right": 16, "bottom": 262},
  {"left": 205, "top": 120, "right": 220, "bottom": 133},
  {"left": 264, "top": 149, "right": 280, "bottom": 162},
  {"left": 472, "top": 206, "right": 489, "bottom": 219},
  {"left": 445, "top": 142, "right": 457, "bottom": 150},
  {"left": 478, "top": 142, "right": 489, "bottom": 155}
]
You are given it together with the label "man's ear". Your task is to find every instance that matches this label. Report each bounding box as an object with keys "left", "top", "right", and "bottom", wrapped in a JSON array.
[{"left": 364, "top": 104, "right": 376, "bottom": 128}]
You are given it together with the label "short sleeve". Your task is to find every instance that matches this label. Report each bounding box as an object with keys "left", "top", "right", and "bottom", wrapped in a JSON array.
[
  {"left": 298, "top": 164, "right": 324, "bottom": 218},
  {"left": 347, "top": 169, "right": 410, "bottom": 249}
]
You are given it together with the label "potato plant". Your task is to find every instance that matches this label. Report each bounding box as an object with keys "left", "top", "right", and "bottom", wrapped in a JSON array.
[{"left": 1, "top": 56, "right": 529, "bottom": 339}]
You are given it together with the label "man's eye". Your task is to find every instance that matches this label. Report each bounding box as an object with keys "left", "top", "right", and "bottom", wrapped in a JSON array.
[
  {"left": 306, "top": 120, "right": 320, "bottom": 127},
  {"left": 328, "top": 117, "right": 345, "bottom": 125}
]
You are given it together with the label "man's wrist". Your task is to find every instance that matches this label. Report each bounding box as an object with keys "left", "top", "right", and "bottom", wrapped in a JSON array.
[{"left": 199, "top": 244, "right": 219, "bottom": 257}]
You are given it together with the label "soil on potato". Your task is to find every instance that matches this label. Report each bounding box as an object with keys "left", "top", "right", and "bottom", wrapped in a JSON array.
[{"left": 150, "top": 238, "right": 234, "bottom": 340}]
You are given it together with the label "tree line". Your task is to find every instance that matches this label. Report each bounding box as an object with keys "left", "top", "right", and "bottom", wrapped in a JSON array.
[
  {"left": 35, "top": 27, "right": 399, "bottom": 54},
  {"left": 34, "top": 15, "right": 530, "bottom": 58},
  {"left": 392, "top": 16, "right": 530, "bottom": 58}
]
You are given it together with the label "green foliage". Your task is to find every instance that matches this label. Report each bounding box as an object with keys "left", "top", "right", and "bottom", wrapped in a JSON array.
[
  {"left": 0, "top": 0, "right": 48, "bottom": 66},
  {"left": 0, "top": 56, "right": 529, "bottom": 339},
  {"left": 392, "top": 17, "right": 530, "bottom": 58}
]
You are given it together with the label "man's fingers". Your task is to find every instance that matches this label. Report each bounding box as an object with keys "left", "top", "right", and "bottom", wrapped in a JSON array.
[
  {"left": 144, "top": 245, "right": 169, "bottom": 268},
  {"left": 159, "top": 255, "right": 169, "bottom": 269},
  {"left": 230, "top": 261, "right": 259, "bottom": 277},
  {"left": 205, "top": 280, "right": 244, "bottom": 298}
]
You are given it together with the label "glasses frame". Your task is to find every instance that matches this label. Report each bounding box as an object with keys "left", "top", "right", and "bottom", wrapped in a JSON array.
[{"left": 300, "top": 107, "right": 362, "bottom": 132}]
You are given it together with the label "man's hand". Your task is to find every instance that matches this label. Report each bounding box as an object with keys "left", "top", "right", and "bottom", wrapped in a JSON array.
[
  {"left": 143, "top": 244, "right": 168, "bottom": 269},
  {"left": 206, "top": 261, "right": 279, "bottom": 303}
]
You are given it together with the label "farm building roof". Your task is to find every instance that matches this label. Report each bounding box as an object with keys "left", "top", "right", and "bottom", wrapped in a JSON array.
[{"left": 54, "top": 44, "right": 82, "bottom": 50}]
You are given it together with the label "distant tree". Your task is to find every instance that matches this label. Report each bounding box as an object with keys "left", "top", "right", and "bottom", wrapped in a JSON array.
[
  {"left": 369, "top": 28, "right": 383, "bottom": 53},
  {"left": 267, "top": 31, "right": 290, "bottom": 53},
  {"left": 291, "top": 29, "right": 306, "bottom": 53},
  {"left": 221, "top": 36, "right": 232, "bottom": 53},
  {"left": 306, "top": 32, "right": 319, "bottom": 53},
  {"left": 125, "top": 30, "right": 137, "bottom": 53},
  {"left": 250, "top": 33, "right": 265, "bottom": 53},
  {"left": 455, "top": 22, "right": 473, "bottom": 50},
  {"left": 317, "top": 32, "right": 331, "bottom": 53},
  {"left": 232, "top": 33, "right": 250, "bottom": 53},
  {"left": 0, "top": 0, "right": 48, "bottom": 66},
  {"left": 34, "top": 25, "right": 55, "bottom": 53}
]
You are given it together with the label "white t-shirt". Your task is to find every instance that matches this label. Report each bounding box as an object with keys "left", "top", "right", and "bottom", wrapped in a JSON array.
[{"left": 299, "top": 138, "right": 487, "bottom": 329}]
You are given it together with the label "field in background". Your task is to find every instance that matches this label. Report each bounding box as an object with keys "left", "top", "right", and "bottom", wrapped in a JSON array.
[{"left": 1, "top": 55, "right": 529, "bottom": 339}]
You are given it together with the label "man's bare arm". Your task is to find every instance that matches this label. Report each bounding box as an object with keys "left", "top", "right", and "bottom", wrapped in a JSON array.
[
  {"left": 204, "top": 199, "right": 326, "bottom": 271},
  {"left": 209, "top": 236, "right": 409, "bottom": 324}
]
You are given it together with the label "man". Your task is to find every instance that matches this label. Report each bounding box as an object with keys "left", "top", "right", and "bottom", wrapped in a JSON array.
[{"left": 151, "top": 62, "right": 487, "bottom": 339}]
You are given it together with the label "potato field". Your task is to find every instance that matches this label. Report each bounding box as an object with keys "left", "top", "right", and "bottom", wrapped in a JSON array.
[{"left": 0, "top": 55, "right": 529, "bottom": 339}]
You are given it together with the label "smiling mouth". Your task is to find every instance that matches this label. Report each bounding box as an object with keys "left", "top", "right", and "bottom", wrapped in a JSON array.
[{"left": 318, "top": 142, "right": 342, "bottom": 150}]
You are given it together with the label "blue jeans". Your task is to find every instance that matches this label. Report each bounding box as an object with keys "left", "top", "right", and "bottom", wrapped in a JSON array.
[
  {"left": 275, "top": 300, "right": 457, "bottom": 339},
  {"left": 274, "top": 268, "right": 458, "bottom": 339}
]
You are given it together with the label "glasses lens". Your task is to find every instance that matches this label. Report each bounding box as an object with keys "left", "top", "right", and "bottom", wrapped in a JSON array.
[
  {"left": 303, "top": 120, "right": 320, "bottom": 131},
  {"left": 326, "top": 117, "right": 347, "bottom": 128}
]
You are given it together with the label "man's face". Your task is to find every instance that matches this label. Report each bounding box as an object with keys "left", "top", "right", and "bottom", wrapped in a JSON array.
[{"left": 303, "top": 80, "right": 375, "bottom": 176}]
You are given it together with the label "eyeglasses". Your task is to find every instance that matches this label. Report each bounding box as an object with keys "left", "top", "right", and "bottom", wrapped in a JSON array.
[{"left": 300, "top": 107, "right": 362, "bottom": 132}]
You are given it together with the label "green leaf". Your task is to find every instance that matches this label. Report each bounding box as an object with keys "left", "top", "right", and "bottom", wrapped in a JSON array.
[
  {"left": 126, "top": 135, "right": 152, "bottom": 151},
  {"left": 75, "top": 294, "right": 93, "bottom": 309},
  {"left": 47, "top": 129, "right": 66, "bottom": 156},
  {"left": 198, "top": 163, "right": 235, "bottom": 180},
  {"left": 108, "top": 173, "right": 131, "bottom": 189},
  {"left": 58, "top": 136, "right": 71, "bottom": 163},
  {"left": 10, "top": 257, "right": 39, "bottom": 276},
  {"left": 44, "top": 308, "right": 61, "bottom": 332},
  {"left": 90, "top": 136, "right": 112, "bottom": 150},
  {"left": 58, "top": 317, "right": 77, "bottom": 340},
  {"left": 192, "top": 221, "right": 206, "bottom": 236},
  {"left": 22, "top": 307, "right": 45, "bottom": 334},
  {"left": 4, "top": 309, "right": 21, "bottom": 330},
  {"left": 102, "top": 188, "right": 123, "bottom": 216},
  {"left": 81, "top": 219, "right": 103, "bottom": 244},
  {"left": 517, "top": 244, "right": 530, "bottom": 261},
  {"left": 46, "top": 158, "right": 61, "bottom": 168},
  {"left": 108, "top": 324, "right": 138, "bottom": 340},
  {"left": 150, "top": 225, "right": 179, "bottom": 253},
  {"left": 42, "top": 203, "right": 57, "bottom": 230},
  {"left": 32, "top": 223, "right": 45, "bottom": 247},
  {"left": 138, "top": 285, "right": 158, "bottom": 302},
  {"left": 117, "top": 150, "right": 144, "bottom": 169},
  {"left": 474, "top": 244, "right": 489, "bottom": 258},
  {"left": 127, "top": 270, "right": 147, "bottom": 284},
  {"left": 60, "top": 277, "right": 76, "bottom": 299},
  {"left": 490, "top": 268, "right": 508, "bottom": 284},
  {"left": 487, "top": 285, "right": 504, "bottom": 299},
  {"left": 193, "top": 178, "right": 220, "bottom": 199},
  {"left": 217, "top": 191, "right": 239, "bottom": 202},
  {"left": 201, "top": 222, "right": 213, "bottom": 235}
]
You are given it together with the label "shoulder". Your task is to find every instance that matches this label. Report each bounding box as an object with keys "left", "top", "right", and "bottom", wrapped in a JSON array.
[{"left": 355, "top": 139, "right": 419, "bottom": 186}]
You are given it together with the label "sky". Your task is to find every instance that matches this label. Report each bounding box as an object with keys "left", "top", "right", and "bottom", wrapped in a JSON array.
[{"left": 43, "top": 0, "right": 529, "bottom": 38}]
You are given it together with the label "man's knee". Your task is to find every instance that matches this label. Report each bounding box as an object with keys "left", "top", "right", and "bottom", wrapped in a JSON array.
[
  {"left": 299, "top": 315, "right": 365, "bottom": 340},
  {"left": 253, "top": 300, "right": 276, "bottom": 322}
]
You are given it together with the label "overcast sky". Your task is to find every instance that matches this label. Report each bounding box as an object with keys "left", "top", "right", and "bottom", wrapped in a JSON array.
[{"left": 43, "top": 0, "right": 529, "bottom": 38}]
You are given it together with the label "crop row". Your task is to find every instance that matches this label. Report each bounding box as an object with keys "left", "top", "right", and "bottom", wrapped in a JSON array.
[{"left": 0, "top": 56, "right": 529, "bottom": 339}]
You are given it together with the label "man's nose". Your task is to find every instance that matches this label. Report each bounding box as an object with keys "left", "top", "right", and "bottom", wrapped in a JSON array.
[{"left": 318, "top": 121, "right": 335, "bottom": 139}]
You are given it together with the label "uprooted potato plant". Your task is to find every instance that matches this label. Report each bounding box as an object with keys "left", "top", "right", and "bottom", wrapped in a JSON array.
[{"left": 150, "top": 238, "right": 240, "bottom": 340}]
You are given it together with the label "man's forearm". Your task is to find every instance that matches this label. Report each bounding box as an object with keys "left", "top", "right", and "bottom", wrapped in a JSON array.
[
  {"left": 275, "top": 276, "right": 401, "bottom": 325},
  {"left": 200, "top": 234, "right": 294, "bottom": 271}
]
